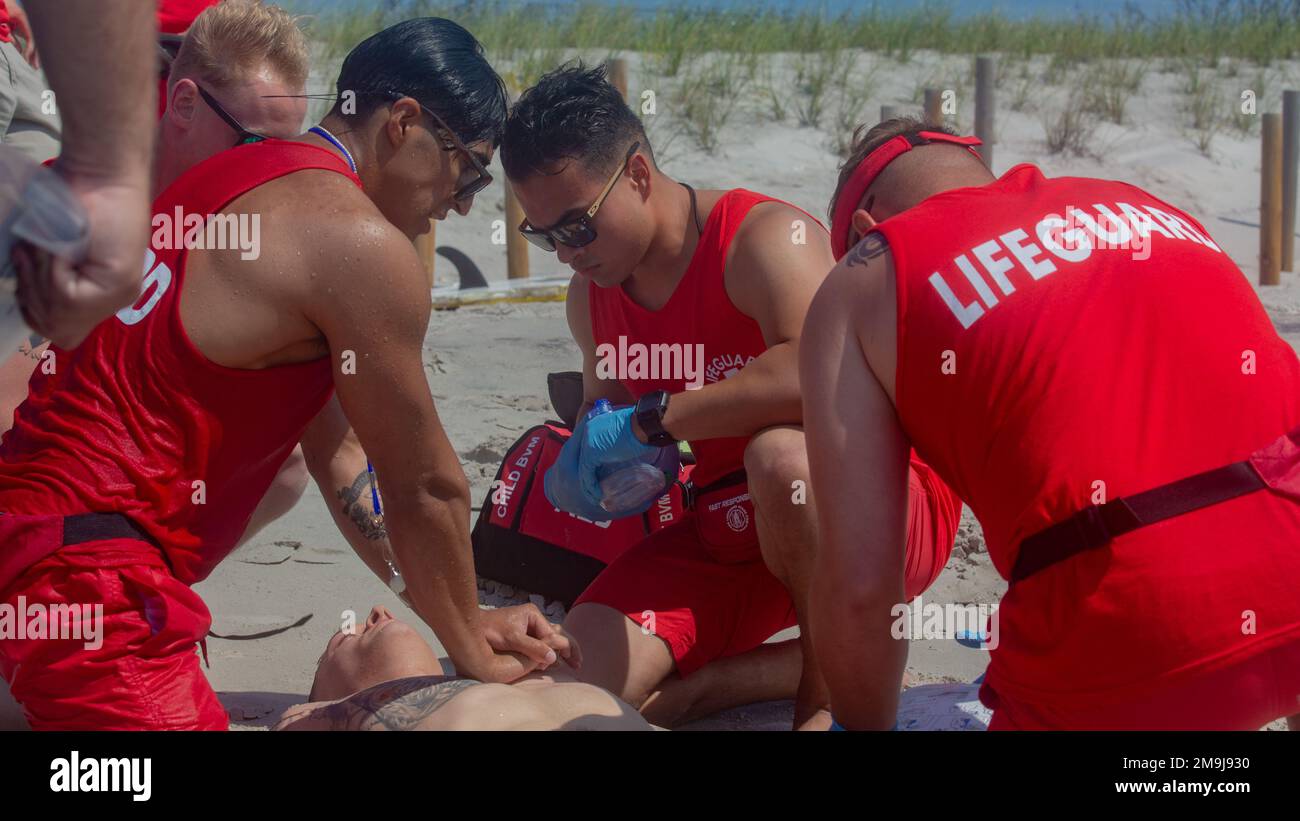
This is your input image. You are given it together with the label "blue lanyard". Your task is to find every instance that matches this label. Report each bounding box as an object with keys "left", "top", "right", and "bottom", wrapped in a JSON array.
[{"left": 309, "top": 125, "right": 357, "bottom": 173}]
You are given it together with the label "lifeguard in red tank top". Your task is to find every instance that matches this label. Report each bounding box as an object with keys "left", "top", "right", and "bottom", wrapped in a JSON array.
[
  {"left": 0, "top": 140, "right": 356, "bottom": 586},
  {"left": 588, "top": 189, "right": 779, "bottom": 487},
  {"left": 874, "top": 163, "right": 1300, "bottom": 708},
  {"left": 577, "top": 187, "right": 954, "bottom": 679},
  {"left": 586, "top": 188, "right": 961, "bottom": 598}
]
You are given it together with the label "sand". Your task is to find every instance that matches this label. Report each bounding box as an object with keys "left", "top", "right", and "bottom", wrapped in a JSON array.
[{"left": 3, "top": 49, "right": 1300, "bottom": 731}]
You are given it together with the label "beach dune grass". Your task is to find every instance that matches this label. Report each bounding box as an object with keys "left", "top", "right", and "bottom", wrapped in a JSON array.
[
  {"left": 295, "top": 0, "right": 1300, "bottom": 68},
  {"left": 292, "top": 0, "right": 1297, "bottom": 161}
]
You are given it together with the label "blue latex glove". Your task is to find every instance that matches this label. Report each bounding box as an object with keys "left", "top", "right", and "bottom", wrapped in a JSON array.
[
  {"left": 543, "top": 417, "right": 613, "bottom": 522},
  {"left": 576, "top": 405, "right": 659, "bottom": 510}
]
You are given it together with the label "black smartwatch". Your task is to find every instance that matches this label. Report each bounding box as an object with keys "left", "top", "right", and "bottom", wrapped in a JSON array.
[{"left": 634, "top": 390, "right": 676, "bottom": 447}]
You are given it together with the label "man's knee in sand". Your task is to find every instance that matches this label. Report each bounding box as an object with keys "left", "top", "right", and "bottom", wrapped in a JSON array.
[{"left": 743, "top": 424, "right": 815, "bottom": 577}]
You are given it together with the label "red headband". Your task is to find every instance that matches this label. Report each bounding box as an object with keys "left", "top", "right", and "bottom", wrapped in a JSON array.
[{"left": 830, "top": 131, "right": 984, "bottom": 259}]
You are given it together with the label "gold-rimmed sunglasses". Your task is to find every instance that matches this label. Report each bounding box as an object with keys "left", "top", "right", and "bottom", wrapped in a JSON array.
[{"left": 517, "top": 141, "right": 640, "bottom": 251}]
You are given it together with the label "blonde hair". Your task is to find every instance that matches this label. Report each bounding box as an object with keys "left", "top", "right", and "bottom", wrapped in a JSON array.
[{"left": 170, "top": 0, "right": 309, "bottom": 93}]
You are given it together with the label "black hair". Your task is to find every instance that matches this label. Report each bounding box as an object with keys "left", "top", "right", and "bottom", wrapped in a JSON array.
[
  {"left": 330, "top": 17, "right": 508, "bottom": 147},
  {"left": 501, "top": 62, "right": 651, "bottom": 181}
]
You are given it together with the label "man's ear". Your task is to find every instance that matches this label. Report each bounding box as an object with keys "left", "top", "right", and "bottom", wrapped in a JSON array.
[
  {"left": 851, "top": 208, "right": 877, "bottom": 238},
  {"left": 168, "top": 78, "right": 199, "bottom": 126},
  {"left": 384, "top": 96, "right": 423, "bottom": 150},
  {"left": 628, "top": 152, "right": 652, "bottom": 200}
]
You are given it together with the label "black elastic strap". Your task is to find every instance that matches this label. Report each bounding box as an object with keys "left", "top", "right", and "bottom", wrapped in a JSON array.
[
  {"left": 681, "top": 183, "right": 703, "bottom": 235},
  {"left": 683, "top": 468, "right": 748, "bottom": 510},
  {"left": 157, "top": 34, "right": 183, "bottom": 78},
  {"left": 1012, "top": 460, "right": 1266, "bottom": 583},
  {"left": 62, "top": 512, "right": 160, "bottom": 548}
]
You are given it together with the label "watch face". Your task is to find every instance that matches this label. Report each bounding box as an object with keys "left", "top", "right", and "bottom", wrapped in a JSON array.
[
  {"left": 638, "top": 391, "right": 667, "bottom": 416},
  {"left": 636, "top": 391, "right": 673, "bottom": 444}
]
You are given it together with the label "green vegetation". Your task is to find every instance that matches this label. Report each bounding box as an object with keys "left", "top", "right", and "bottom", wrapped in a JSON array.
[
  {"left": 293, "top": 0, "right": 1300, "bottom": 69},
  {"left": 288, "top": 0, "right": 1296, "bottom": 158}
]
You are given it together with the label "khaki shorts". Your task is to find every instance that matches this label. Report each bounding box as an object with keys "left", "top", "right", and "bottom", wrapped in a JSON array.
[{"left": 0, "top": 38, "right": 60, "bottom": 162}]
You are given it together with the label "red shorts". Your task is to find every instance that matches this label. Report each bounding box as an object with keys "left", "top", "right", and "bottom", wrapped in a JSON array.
[
  {"left": 904, "top": 458, "right": 960, "bottom": 599},
  {"left": 576, "top": 468, "right": 957, "bottom": 677},
  {"left": 984, "top": 637, "right": 1300, "bottom": 730},
  {"left": 0, "top": 515, "right": 227, "bottom": 731}
]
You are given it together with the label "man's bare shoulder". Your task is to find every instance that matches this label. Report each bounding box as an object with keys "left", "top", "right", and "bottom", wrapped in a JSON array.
[
  {"left": 731, "top": 197, "right": 824, "bottom": 246},
  {"left": 736, "top": 197, "right": 819, "bottom": 235},
  {"left": 723, "top": 198, "right": 836, "bottom": 322},
  {"left": 212, "top": 167, "right": 416, "bottom": 312},
  {"left": 250, "top": 169, "right": 398, "bottom": 244},
  {"left": 822, "top": 231, "right": 899, "bottom": 382},
  {"left": 824, "top": 232, "right": 895, "bottom": 314},
  {"left": 246, "top": 169, "right": 420, "bottom": 292},
  {"left": 726, "top": 199, "right": 833, "bottom": 276}
]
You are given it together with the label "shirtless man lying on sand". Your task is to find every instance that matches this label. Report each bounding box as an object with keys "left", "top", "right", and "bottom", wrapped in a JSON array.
[{"left": 275, "top": 606, "right": 651, "bottom": 731}]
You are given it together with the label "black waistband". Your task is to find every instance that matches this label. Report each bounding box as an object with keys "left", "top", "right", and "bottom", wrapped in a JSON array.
[
  {"left": 1011, "top": 459, "right": 1266, "bottom": 583},
  {"left": 682, "top": 469, "right": 748, "bottom": 509},
  {"left": 62, "top": 513, "right": 160, "bottom": 548}
]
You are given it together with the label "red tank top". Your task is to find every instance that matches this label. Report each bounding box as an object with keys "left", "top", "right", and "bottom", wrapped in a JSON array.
[
  {"left": 0, "top": 140, "right": 356, "bottom": 585},
  {"left": 158, "top": 0, "right": 220, "bottom": 34},
  {"left": 0, "top": 1, "right": 11, "bottom": 44},
  {"left": 878, "top": 164, "right": 1300, "bottom": 706},
  {"left": 589, "top": 189, "right": 809, "bottom": 487}
]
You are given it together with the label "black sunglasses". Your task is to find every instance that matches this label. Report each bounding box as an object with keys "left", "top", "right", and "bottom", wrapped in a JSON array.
[
  {"left": 196, "top": 84, "right": 269, "bottom": 147},
  {"left": 518, "top": 142, "right": 640, "bottom": 252},
  {"left": 157, "top": 34, "right": 183, "bottom": 79},
  {"left": 386, "top": 92, "right": 493, "bottom": 202}
]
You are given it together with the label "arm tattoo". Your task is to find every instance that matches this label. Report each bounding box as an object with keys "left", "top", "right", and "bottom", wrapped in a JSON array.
[
  {"left": 301, "top": 676, "right": 481, "bottom": 731},
  {"left": 843, "top": 232, "right": 889, "bottom": 269},
  {"left": 338, "top": 469, "right": 388, "bottom": 541}
]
